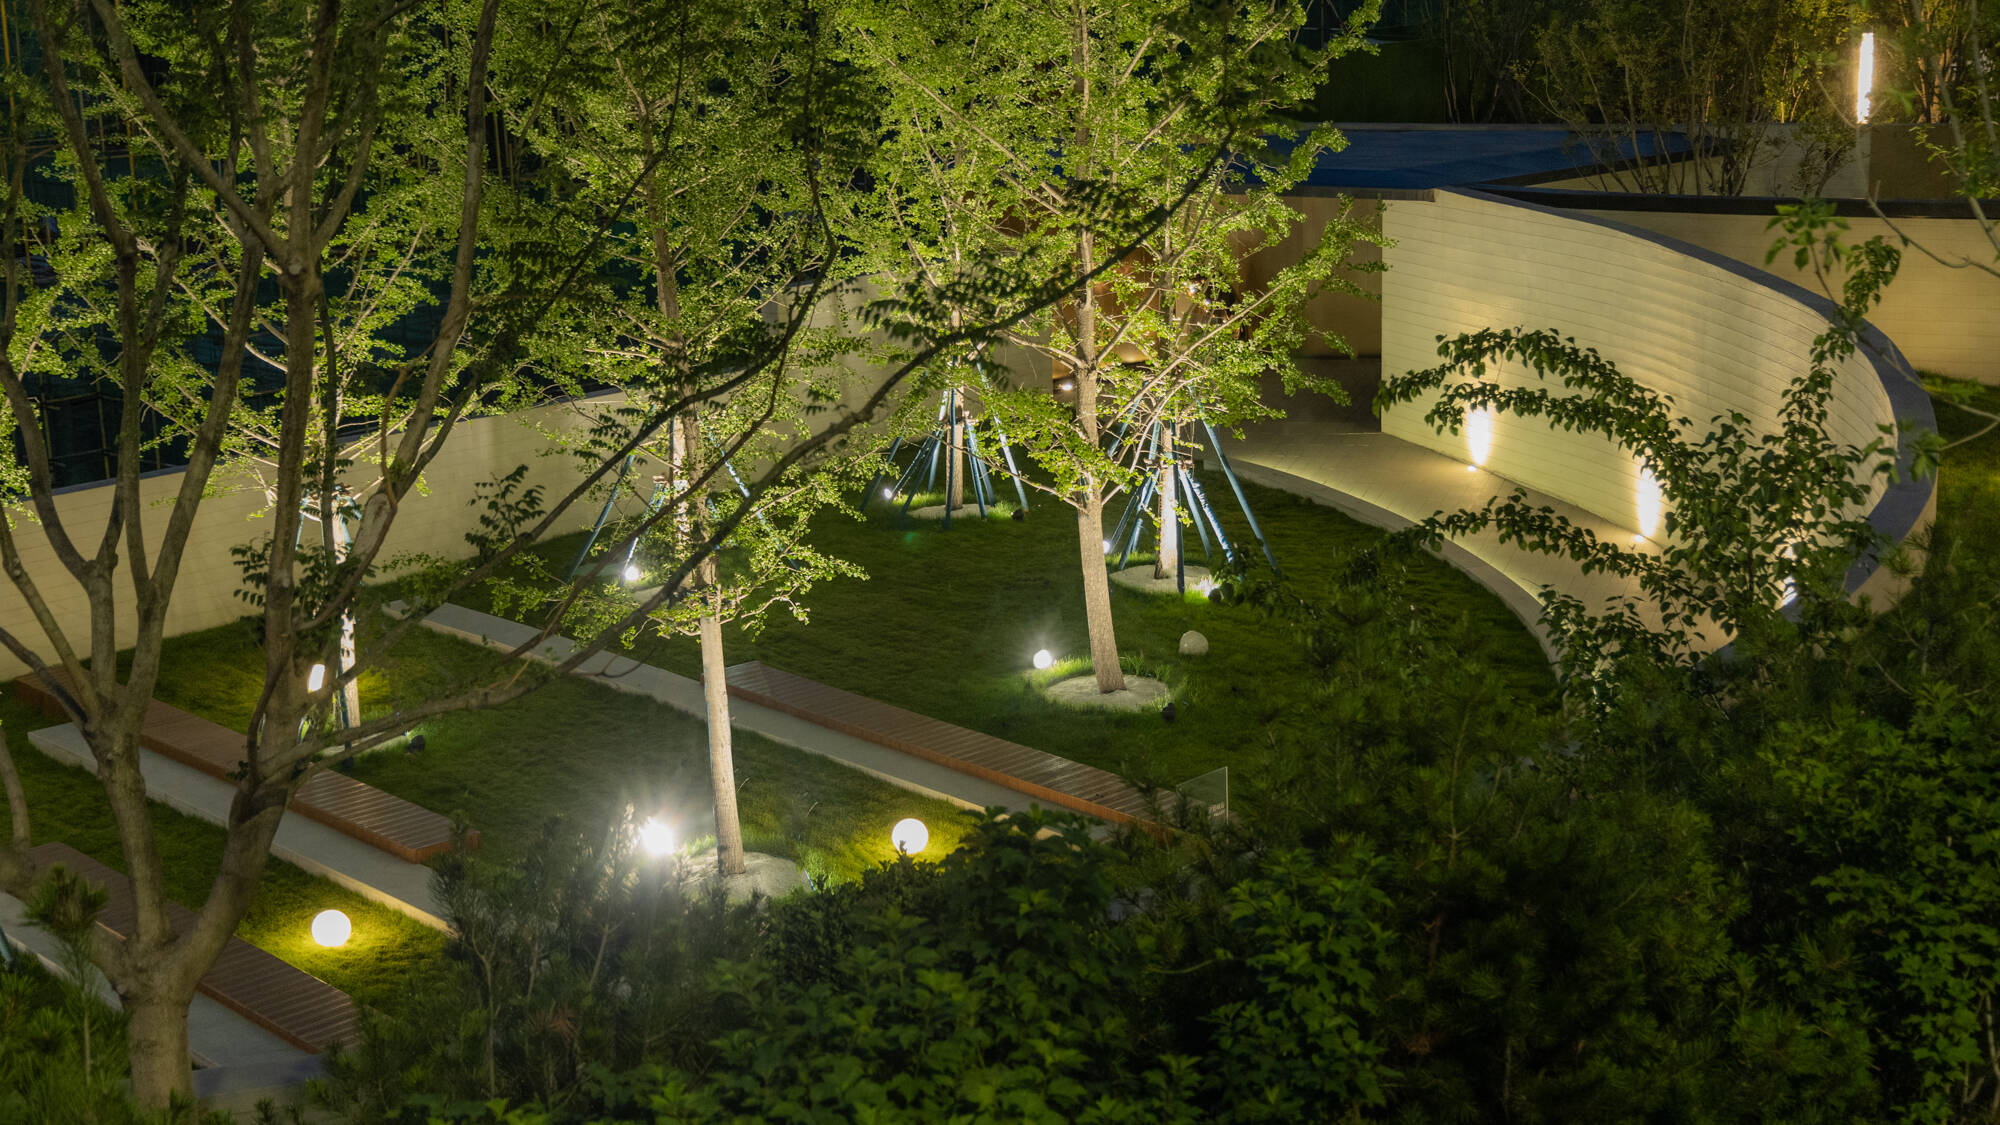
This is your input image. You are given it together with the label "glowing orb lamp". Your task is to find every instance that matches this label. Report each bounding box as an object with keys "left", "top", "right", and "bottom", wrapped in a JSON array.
[
  {"left": 891, "top": 817, "right": 929, "bottom": 855},
  {"left": 1032, "top": 649, "right": 1054, "bottom": 670},
  {"left": 311, "top": 909, "right": 351, "bottom": 948},
  {"left": 638, "top": 817, "right": 673, "bottom": 857}
]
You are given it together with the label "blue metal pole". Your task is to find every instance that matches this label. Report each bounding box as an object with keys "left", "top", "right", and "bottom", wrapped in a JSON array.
[
  {"left": 1201, "top": 419, "right": 1279, "bottom": 576},
  {"left": 567, "top": 454, "right": 636, "bottom": 580}
]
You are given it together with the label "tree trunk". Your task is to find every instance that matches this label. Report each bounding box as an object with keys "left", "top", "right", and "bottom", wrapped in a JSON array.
[
  {"left": 948, "top": 412, "right": 966, "bottom": 511},
  {"left": 699, "top": 573, "right": 745, "bottom": 876},
  {"left": 1077, "top": 491, "right": 1125, "bottom": 693},
  {"left": 126, "top": 990, "right": 193, "bottom": 1107},
  {"left": 1154, "top": 428, "right": 1179, "bottom": 579}
]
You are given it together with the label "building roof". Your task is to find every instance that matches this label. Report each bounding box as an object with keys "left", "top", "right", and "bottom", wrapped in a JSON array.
[{"left": 1267, "top": 126, "right": 1694, "bottom": 194}]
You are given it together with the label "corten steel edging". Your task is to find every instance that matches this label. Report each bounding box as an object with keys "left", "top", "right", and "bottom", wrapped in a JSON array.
[
  {"left": 28, "top": 842, "right": 359, "bottom": 1054},
  {"left": 721, "top": 662, "right": 1153, "bottom": 828},
  {"left": 12, "top": 674, "right": 471, "bottom": 861}
]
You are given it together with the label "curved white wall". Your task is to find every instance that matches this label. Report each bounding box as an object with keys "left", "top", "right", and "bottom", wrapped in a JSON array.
[{"left": 1381, "top": 189, "right": 1899, "bottom": 542}]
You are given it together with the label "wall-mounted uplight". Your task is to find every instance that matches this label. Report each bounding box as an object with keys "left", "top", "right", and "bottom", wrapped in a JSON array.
[
  {"left": 891, "top": 817, "right": 929, "bottom": 855},
  {"left": 1032, "top": 649, "right": 1054, "bottom": 670},
  {"left": 311, "top": 909, "right": 351, "bottom": 948},
  {"left": 307, "top": 663, "right": 327, "bottom": 693},
  {"left": 1857, "top": 32, "right": 1876, "bottom": 124},
  {"left": 637, "top": 816, "right": 673, "bottom": 857},
  {"left": 1464, "top": 407, "right": 1493, "bottom": 468},
  {"left": 1635, "top": 466, "right": 1663, "bottom": 540}
]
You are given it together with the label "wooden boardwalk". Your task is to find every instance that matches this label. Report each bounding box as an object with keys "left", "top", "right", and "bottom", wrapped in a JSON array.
[
  {"left": 723, "top": 661, "right": 1162, "bottom": 826},
  {"left": 28, "top": 843, "right": 358, "bottom": 1054},
  {"left": 14, "top": 671, "right": 470, "bottom": 862}
]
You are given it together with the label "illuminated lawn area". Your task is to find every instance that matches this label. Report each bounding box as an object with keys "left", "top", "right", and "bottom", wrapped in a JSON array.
[
  {"left": 469, "top": 470, "right": 1556, "bottom": 797},
  {"left": 140, "top": 625, "right": 973, "bottom": 881},
  {"left": 0, "top": 693, "right": 443, "bottom": 1008}
]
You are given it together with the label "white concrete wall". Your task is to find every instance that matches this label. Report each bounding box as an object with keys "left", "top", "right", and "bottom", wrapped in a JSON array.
[
  {"left": 0, "top": 396, "right": 618, "bottom": 682},
  {"left": 1573, "top": 207, "right": 2000, "bottom": 385},
  {"left": 1380, "top": 189, "right": 1894, "bottom": 539}
]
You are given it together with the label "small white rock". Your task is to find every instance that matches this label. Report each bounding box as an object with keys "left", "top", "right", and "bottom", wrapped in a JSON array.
[{"left": 1179, "top": 630, "right": 1209, "bottom": 657}]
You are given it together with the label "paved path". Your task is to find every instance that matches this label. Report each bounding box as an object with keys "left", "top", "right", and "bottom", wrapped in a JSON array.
[
  {"left": 1217, "top": 421, "right": 1680, "bottom": 660},
  {"left": 24, "top": 724, "right": 446, "bottom": 929},
  {"left": 0, "top": 891, "right": 314, "bottom": 1087},
  {"left": 411, "top": 603, "right": 1034, "bottom": 815}
]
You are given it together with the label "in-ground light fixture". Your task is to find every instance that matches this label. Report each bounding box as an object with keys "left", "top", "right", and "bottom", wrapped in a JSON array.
[
  {"left": 637, "top": 816, "right": 674, "bottom": 857},
  {"left": 1857, "top": 32, "right": 1875, "bottom": 124},
  {"left": 891, "top": 817, "right": 929, "bottom": 855},
  {"left": 311, "top": 909, "right": 351, "bottom": 948},
  {"left": 1464, "top": 406, "right": 1493, "bottom": 469}
]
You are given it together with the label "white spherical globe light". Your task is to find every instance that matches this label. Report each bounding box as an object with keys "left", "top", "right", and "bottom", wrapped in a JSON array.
[
  {"left": 637, "top": 816, "right": 673, "bottom": 857},
  {"left": 622, "top": 563, "right": 642, "bottom": 583},
  {"left": 311, "top": 909, "right": 351, "bottom": 948},
  {"left": 1032, "top": 649, "right": 1054, "bottom": 670},
  {"left": 891, "top": 817, "right": 929, "bottom": 855}
]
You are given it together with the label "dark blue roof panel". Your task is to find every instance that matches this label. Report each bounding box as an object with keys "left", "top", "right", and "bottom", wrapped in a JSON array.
[{"left": 1265, "top": 127, "right": 1694, "bottom": 192}]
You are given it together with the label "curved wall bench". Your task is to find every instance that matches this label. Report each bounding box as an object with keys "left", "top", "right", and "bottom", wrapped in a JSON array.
[{"left": 1378, "top": 187, "right": 1937, "bottom": 614}]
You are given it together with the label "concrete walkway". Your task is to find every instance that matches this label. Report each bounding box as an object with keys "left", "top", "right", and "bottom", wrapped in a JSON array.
[
  {"left": 1217, "top": 421, "right": 1666, "bottom": 661},
  {"left": 411, "top": 603, "right": 1033, "bottom": 815},
  {"left": 0, "top": 892, "right": 317, "bottom": 1095},
  {"left": 23, "top": 724, "right": 446, "bottom": 930}
]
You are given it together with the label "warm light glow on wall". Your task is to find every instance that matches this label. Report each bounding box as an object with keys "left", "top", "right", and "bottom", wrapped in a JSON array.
[
  {"left": 1635, "top": 466, "right": 1663, "bottom": 539},
  {"left": 1464, "top": 407, "right": 1494, "bottom": 467},
  {"left": 1857, "top": 32, "right": 1875, "bottom": 123}
]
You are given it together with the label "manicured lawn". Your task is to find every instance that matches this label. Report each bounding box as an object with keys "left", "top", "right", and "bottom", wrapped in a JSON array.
[
  {"left": 0, "top": 695, "right": 443, "bottom": 1010},
  {"left": 1929, "top": 375, "right": 2000, "bottom": 539},
  {"left": 141, "top": 623, "right": 973, "bottom": 881},
  {"left": 464, "top": 469, "right": 1555, "bottom": 798}
]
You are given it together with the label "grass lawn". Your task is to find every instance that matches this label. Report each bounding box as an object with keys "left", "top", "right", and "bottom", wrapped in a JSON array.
[
  {"left": 0, "top": 694, "right": 442, "bottom": 1009},
  {"left": 142, "top": 623, "right": 974, "bottom": 881},
  {"left": 461, "top": 469, "right": 1555, "bottom": 798},
  {"left": 1928, "top": 375, "right": 2000, "bottom": 538}
]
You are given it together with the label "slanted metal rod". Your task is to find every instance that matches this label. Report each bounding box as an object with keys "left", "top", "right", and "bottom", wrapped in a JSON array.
[
  {"left": 1201, "top": 419, "right": 1279, "bottom": 577},
  {"left": 860, "top": 436, "right": 904, "bottom": 512}
]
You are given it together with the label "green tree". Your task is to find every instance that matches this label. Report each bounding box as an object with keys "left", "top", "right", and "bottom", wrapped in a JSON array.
[{"left": 836, "top": 0, "right": 1378, "bottom": 692}]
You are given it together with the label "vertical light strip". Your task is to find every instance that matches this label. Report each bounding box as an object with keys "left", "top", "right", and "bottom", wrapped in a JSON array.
[{"left": 1857, "top": 32, "right": 1876, "bottom": 124}]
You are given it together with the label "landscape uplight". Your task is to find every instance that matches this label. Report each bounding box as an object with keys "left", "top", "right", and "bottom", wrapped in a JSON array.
[
  {"left": 307, "top": 663, "right": 327, "bottom": 692},
  {"left": 1857, "top": 32, "right": 1875, "bottom": 124},
  {"left": 311, "top": 909, "right": 351, "bottom": 948},
  {"left": 882, "top": 487, "right": 893, "bottom": 499},
  {"left": 1635, "top": 466, "right": 1663, "bottom": 540},
  {"left": 1032, "top": 649, "right": 1054, "bottom": 670},
  {"left": 1464, "top": 407, "right": 1494, "bottom": 468},
  {"left": 891, "top": 817, "right": 929, "bottom": 855},
  {"left": 637, "top": 817, "right": 674, "bottom": 857},
  {"left": 622, "top": 563, "right": 642, "bottom": 583}
]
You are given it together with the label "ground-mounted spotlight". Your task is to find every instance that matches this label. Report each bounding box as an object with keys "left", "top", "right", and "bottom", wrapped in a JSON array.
[
  {"left": 1464, "top": 406, "right": 1494, "bottom": 468},
  {"left": 637, "top": 816, "right": 673, "bottom": 857},
  {"left": 1032, "top": 649, "right": 1054, "bottom": 670},
  {"left": 311, "top": 909, "right": 351, "bottom": 948},
  {"left": 891, "top": 817, "right": 929, "bottom": 855}
]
